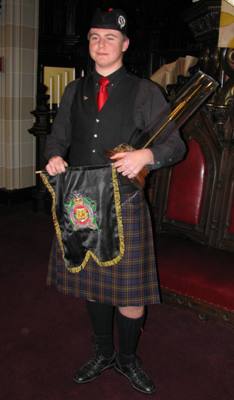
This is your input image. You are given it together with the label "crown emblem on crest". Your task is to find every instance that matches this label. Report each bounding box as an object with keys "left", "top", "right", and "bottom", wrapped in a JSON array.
[{"left": 64, "top": 192, "right": 99, "bottom": 231}]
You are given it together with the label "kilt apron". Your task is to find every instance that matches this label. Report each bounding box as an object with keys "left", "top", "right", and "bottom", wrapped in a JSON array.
[{"left": 47, "top": 189, "right": 160, "bottom": 306}]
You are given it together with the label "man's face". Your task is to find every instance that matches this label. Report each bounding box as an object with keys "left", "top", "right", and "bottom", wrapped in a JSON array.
[{"left": 88, "top": 28, "right": 129, "bottom": 72}]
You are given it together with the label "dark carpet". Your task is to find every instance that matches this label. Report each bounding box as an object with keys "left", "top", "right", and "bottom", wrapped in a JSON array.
[{"left": 0, "top": 202, "right": 234, "bottom": 400}]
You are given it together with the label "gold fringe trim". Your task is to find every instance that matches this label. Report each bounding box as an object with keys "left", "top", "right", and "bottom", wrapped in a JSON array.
[
  {"left": 40, "top": 173, "right": 66, "bottom": 263},
  {"left": 40, "top": 165, "right": 125, "bottom": 273}
]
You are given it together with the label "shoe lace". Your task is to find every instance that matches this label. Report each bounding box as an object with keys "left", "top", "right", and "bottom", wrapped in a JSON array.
[
  {"left": 129, "top": 359, "right": 151, "bottom": 383},
  {"left": 83, "top": 353, "right": 104, "bottom": 370}
]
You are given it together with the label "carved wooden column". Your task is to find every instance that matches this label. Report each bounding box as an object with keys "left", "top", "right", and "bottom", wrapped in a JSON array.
[
  {"left": 206, "top": 84, "right": 234, "bottom": 250},
  {"left": 28, "top": 83, "right": 53, "bottom": 211}
]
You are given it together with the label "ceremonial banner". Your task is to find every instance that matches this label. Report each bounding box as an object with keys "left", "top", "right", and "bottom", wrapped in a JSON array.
[{"left": 40, "top": 164, "right": 124, "bottom": 273}]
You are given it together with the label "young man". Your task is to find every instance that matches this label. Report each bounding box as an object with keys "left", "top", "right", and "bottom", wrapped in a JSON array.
[{"left": 45, "top": 8, "right": 186, "bottom": 395}]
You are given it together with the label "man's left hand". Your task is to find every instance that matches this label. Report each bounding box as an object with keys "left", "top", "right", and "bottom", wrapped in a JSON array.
[{"left": 110, "top": 149, "right": 154, "bottom": 179}]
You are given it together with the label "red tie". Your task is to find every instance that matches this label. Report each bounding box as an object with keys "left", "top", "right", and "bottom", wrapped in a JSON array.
[{"left": 97, "top": 77, "right": 110, "bottom": 111}]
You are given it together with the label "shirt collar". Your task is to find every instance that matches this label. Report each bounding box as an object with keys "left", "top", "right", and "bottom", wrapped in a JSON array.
[{"left": 93, "top": 66, "right": 127, "bottom": 88}]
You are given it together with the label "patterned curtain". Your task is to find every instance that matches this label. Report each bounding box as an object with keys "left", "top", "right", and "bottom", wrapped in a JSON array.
[{"left": 0, "top": 0, "right": 39, "bottom": 190}]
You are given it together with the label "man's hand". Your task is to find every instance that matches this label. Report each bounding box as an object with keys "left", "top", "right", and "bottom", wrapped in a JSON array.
[
  {"left": 45, "top": 156, "right": 68, "bottom": 176},
  {"left": 110, "top": 149, "right": 154, "bottom": 179}
]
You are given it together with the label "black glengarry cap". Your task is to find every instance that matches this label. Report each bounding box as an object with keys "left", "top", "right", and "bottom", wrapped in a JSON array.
[{"left": 90, "top": 8, "right": 127, "bottom": 34}]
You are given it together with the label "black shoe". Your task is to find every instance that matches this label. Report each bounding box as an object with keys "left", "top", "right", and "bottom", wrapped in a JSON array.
[
  {"left": 115, "top": 356, "right": 156, "bottom": 395},
  {"left": 73, "top": 352, "right": 116, "bottom": 384}
]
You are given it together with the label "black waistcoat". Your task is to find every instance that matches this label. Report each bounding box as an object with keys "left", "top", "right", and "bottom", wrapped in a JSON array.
[{"left": 68, "top": 73, "right": 141, "bottom": 166}]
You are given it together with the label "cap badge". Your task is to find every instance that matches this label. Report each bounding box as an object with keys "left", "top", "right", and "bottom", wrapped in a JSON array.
[{"left": 118, "top": 15, "right": 126, "bottom": 29}]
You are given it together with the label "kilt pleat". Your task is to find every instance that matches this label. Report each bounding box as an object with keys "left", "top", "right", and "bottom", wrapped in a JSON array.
[{"left": 47, "top": 190, "right": 160, "bottom": 306}]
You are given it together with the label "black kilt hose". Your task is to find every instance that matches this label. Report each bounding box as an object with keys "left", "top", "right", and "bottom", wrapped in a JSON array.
[{"left": 47, "top": 189, "right": 160, "bottom": 306}]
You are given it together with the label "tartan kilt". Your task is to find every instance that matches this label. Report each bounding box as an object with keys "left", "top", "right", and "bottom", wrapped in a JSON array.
[{"left": 47, "top": 189, "right": 160, "bottom": 306}]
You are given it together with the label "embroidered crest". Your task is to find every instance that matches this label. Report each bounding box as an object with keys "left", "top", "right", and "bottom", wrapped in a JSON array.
[
  {"left": 118, "top": 15, "right": 126, "bottom": 29},
  {"left": 64, "top": 192, "right": 99, "bottom": 230}
]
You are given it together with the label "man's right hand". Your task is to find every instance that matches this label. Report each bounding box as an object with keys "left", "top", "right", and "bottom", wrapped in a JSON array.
[{"left": 45, "top": 156, "right": 68, "bottom": 176}]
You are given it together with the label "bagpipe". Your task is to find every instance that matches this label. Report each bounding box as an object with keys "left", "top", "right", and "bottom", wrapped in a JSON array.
[
  {"left": 108, "top": 70, "right": 219, "bottom": 188},
  {"left": 38, "top": 71, "right": 218, "bottom": 273}
]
